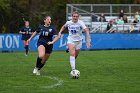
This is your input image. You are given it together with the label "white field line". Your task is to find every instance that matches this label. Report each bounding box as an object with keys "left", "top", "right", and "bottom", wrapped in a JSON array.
[
  {"left": 41, "top": 76, "right": 64, "bottom": 89},
  {"left": 9, "top": 76, "right": 63, "bottom": 89}
]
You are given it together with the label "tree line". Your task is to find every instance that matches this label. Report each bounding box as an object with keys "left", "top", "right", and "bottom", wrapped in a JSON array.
[{"left": 0, "top": 0, "right": 139, "bottom": 33}]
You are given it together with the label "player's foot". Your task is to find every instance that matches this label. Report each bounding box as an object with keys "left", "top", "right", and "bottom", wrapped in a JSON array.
[
  {"left": 25, "top": 53, "right": 28, "bottom": 56},
  {"left": 25, "top": 51, "right": 29, "bottom": 56},
  {"left": 66, "top": 48, "right": 69, "bottom": 53},
  {"left": 27, "top": 51, "right": 29, "bottom": 55},
  {"left": 33, "top": 67, "right": 38, "bottom": 74},
  {"left": 36, "top": 70, "right": 40, "bottom": 75}
]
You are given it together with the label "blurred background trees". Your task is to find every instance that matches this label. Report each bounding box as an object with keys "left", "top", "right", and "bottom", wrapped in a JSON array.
[{"left": 0, "top": 0, "right": 139, "bottom": 33}]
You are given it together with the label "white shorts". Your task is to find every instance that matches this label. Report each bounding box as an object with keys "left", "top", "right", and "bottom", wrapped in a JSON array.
[{"left": 67, "top": 38, "right": 82, "bottom": 50}]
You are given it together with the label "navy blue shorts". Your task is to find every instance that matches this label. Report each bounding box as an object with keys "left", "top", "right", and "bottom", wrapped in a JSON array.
[
  {"left": 22, "top": 35, "right": 31, "bottom": 40},
  {"left": 37, "top": 42, "right": 53, "bottom": 54}
]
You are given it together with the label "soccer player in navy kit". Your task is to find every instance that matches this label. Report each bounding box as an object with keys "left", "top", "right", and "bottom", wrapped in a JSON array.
[
  {"left": 27, "top": 16, "right": 59, "bottom": 75},
  {"left": 19, "top": 21, "right": 33, "bottom": 56}
]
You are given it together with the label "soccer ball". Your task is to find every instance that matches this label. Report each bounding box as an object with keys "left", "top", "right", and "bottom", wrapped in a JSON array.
[{"left": 70, "top": 69, "right": 80, "bottom": 79}]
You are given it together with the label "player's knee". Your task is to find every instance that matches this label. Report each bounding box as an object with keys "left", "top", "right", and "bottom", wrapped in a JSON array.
[
  {"left": 70, "top": 53, "right": 75, "bottom": 56},
  {"left": 69, "top": 50, "right": 75, "bottom": 56},
  {"left": 38, "top": 51, "right": 46, "bottom": 59},
  {"left": 38, "top": 55, "right": 45, "bottom": 59}
]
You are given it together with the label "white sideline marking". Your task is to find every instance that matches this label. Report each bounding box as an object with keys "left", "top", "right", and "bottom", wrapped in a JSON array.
[
  {"left": 10, "top": 76, "right": 63, "bottom": 89},
  {"left": 41, "top": 76, "right": 64, "bottom": 89}
]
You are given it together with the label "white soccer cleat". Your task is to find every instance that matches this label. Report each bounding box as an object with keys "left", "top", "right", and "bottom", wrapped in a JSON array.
[
  {"left": 25, "top": 54, "right": 28, "bottom": 56},
  {"left": 33, "top": 67, "right": 38, "bottom": 74},
  {"left": 36, "top": 70, "right": 40, "bottom": 75}
]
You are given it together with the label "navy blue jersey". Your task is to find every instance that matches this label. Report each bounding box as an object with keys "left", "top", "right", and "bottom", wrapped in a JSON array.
[
  {"left": 36, "top": 25, "right": 58, "bottom": 45},
  {"left": 20, "top": 26, "right": 33, "bottom": 40}
]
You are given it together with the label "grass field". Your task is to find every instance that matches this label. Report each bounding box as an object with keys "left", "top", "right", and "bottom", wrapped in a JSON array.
[{"left": 0, "top": 50, "right": 140, "bottom": 93}]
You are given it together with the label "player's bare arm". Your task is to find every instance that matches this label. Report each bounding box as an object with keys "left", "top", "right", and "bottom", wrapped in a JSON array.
[
  {"left": 19, "top": 31, "right": 26, "bottom": 34},
  {"left": 48, "top": 35, "right": 59, "bottom": 45},
  {"left": 27, "top": 31, "right": 37, "bottom": 43},
  {"left": 84, "top": 28, "right": 91, "bottom": 48},
  {"left": 58, "top": 25, "right": 66, "bottom": 37}
]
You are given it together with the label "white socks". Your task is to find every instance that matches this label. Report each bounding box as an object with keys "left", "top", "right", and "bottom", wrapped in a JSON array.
[{"left": 70, "top": 56, "right": 75, "bottom": 70}]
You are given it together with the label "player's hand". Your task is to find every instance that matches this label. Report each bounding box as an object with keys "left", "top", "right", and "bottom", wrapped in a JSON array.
[
  {"left": 29, "top": 32, "right": 32, "bottom": 34},
  {"left": 22, "top": 32, "right": 26, "bottom": 34},
  {"left": 86, "top": 42, "right": 90, "bottom": 49},
  {"left": 47, "top": 41, "right": 53, "bottom": 45},
  {"left": 27, "top": 39, "right": 31, "bottom": 44}
]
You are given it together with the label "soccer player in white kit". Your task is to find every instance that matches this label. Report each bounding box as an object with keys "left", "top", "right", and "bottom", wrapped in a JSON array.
[{"left": 59, "top": 11, "right": 90, "bottom": 71}]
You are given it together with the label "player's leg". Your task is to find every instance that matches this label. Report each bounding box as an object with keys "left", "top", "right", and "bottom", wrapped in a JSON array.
[
  {"left": 67, "top": 48, "right": 79, "bottom": 59},
  {"left": 23, "top": 40, "right": 27, "bottom": 56},
  {"left": 75, "top": 50, "right": 80, "bottom": 59},
  {"left": 37, "top": 45, "right": 46, "bottom": 68},
  {"left": 33, "top": 45, "right": 45, "bottom": 75},
  {"left": 65, "top": 45, "right": 69, "bottom": 53},
  {"left": 38, "top": 53, "right": 50, "bottom": 70},
  {"left": 66, "top": 48, "right": 69, "bottom": 53},
  {"left": 68, "top": 43, "right": 76, "bottom": 70},
  {"left": 24, "top": 40, "right": 29, "bottom": 55},
  {"left": 23, "top": 40, "right": 26, "bottom": 48},
  {"left": 75, "top": 40, "right": 82, "bottom": 59},
  {"left": 38, "top": 44, "right": 52, "bottom": 70}
]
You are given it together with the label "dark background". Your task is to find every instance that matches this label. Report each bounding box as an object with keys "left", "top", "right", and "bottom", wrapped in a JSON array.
[{"left": 0, "top": 0, "right": 139, "bottom": 33}]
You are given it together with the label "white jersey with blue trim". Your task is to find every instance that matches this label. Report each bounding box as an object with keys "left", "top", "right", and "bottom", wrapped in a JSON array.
[{"left": 64, "top": 20, "right": 87, "bottom": 41}]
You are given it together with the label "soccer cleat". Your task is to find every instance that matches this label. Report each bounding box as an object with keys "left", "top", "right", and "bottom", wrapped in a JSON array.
[
  {"left": 66, "top": 48, "right": 69, "bottom": 53},
  {"left": 36, "top": 70, "right": 40, "bottom": 75},
  {"left": 33, "top": 67, "right": 38, "bottom": 74},
  {"left": 25, "top": 53, "right": 28, "bottom": 56}
]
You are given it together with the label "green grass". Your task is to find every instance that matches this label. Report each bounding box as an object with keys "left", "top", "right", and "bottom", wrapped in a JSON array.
[{"left": 0, "top": 50, "right": 140, "bottom": 93}]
